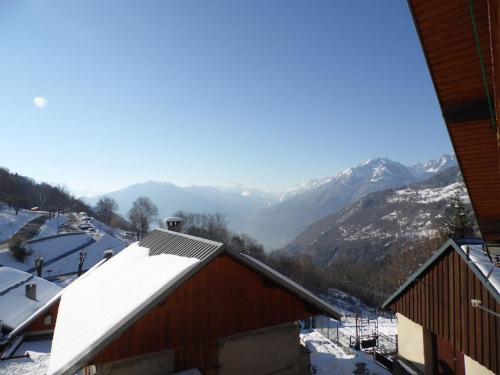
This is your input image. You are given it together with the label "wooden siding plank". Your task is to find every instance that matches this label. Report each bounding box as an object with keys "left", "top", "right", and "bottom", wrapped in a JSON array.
[
  {"left": 443, "top": 255, "right": 449, "bottom": 341},
  {"left": 454, "top": 250, "right": 462, "bottom": 352},
  {"left": 468, "top": 264, "right": 476, "bottom": 360},
  {"left": 460, "top": 254, "right": 469, "bottom": 355}
]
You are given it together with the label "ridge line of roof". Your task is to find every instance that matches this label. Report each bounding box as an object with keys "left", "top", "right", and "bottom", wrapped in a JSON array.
[
  {"left": 150, "top": 228, "right": 224, "bottom": 247},
  {"left": 382, "top": 239, "right": 500, "bottom": 310}
]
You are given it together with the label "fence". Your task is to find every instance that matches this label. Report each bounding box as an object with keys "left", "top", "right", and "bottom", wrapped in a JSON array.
[{"left": 311, "top": 314, "right": 398, "bottom": 354}]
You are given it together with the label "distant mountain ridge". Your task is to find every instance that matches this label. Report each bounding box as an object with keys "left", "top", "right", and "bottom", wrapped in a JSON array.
[
  {"left": 281, "top": 165, "right": 467, "bottom": 267},
  {"left": 86, "top": 154, "right": 457, "bottom": 249}
]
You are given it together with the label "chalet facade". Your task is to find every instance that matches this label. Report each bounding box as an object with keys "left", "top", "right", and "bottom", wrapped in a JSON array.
[
  {"left": 382, "top": 240, "right": 499, "bottom": 374},
  {"left": 48, "top": 229, "right": 340, "bottom": 375}
]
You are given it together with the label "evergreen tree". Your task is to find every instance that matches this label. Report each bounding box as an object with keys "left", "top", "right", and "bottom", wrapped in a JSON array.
[{"left": 439, "top": 193, "right": 475, "bottom": 239}]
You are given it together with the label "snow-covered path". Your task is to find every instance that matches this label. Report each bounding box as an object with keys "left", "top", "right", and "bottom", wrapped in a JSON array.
[{"left": 301, "top": 329, "right": 390, "bottom": 375}]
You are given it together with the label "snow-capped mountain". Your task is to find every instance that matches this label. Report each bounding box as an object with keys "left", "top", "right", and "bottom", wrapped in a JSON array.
[
  {"left": 409, "top": 154, "right": 457, "bottom": 179},
  {"left": 249, "top": 155, "right": 457, "bottom": 248},
  {"left": 282, "top": 165, "right": 471, "bottom": 267},
  {"left": 87, "top": 154, "right": 457, "bottom": 249}
]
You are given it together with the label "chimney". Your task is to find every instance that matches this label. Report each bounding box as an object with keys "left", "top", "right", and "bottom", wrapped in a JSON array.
[
  {"left": 165, "top": 217, "right": 183, "bottom": 233},
  {"left": 103, "top": 249, "right": 114, "bottom": 261},
  {"left": 25, "top": 283, "right": 37, "bottom": 301}
]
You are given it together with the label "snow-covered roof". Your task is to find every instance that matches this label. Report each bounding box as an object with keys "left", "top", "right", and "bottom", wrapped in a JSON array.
[
  {"left": 0, "top": 267, "right": 62, "bottom": 331},
  {"left": 382, "top": 239, "right": 500, "bottom": 309},
  {"left": 460, "top": 244, "right": 500, "bottom": 295},
  {"left": 49, "top": 229, "right": 341, "bottom": 375},
  {"left": 48, "top": 242, "right": 200, "bottom": 375}
]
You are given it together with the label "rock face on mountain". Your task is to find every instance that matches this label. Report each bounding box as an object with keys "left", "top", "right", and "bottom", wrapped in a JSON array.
[
  {"left": 87, "top": 154, "right": 457, "bottom": 249},
  {"left": 281, "top": 166, "right": 467, "bottom": 266}
]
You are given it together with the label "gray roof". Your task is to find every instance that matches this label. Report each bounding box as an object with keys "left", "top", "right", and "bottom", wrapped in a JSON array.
[
  {"left": 140, "top": 229, "right": 223, "bottom": 260},
  {"left": 382, "top": 238, "right": 500, "bottom": 310}
]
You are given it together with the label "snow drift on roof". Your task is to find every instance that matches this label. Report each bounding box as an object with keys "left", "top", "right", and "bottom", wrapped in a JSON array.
[
  {"left": 0, "top": 267, "right": 61, "bottom": 331},
  {"left": 48, "top": 242, "right": 200, "bottom": 375},
  {"left": 460, "top": 244, "right": 500, "bottom": 295}
]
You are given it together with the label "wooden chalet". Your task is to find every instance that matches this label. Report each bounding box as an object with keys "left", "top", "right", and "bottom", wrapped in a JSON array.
[
  {"left": 382, "top": 1, "right": 500, "bottom": 374},
  {"left": 47, "top": 229, "right": 341, "bottom": 375},
  {"left": 382, "top": 240, "right": 499, "bottom": 374}
]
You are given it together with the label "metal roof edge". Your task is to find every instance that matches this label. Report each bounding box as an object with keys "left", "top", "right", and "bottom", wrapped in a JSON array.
[
  {"left": 225, "top": 250, "right": 342, "bottom": 320},
  {"left": 454, "top": 243, "right": 500, "bottom": 305}
]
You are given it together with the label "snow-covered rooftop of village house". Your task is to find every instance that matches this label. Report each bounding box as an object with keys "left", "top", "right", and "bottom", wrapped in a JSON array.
[
  {"left": 0, "top": 351, "right": 50, "bottom": 375},
  {"left": 48, "top": 242, "right": 200, "bottom": 375},
  {"left": 0, "top": 267, "right": 62, "bottom": 331},
  {"left": 460, "top": 244, "right": 500, "bottom": 295}
]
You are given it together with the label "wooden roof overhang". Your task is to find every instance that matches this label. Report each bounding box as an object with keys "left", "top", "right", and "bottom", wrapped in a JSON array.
[{"left": 409, "top": 0, "right": 500, "bottom": 241}]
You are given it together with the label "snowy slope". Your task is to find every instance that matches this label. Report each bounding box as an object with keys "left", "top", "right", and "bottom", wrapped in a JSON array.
[
  {"left": 0, "top": 209, "right": 42, "bottom": 243},
  {"left": 283, "top": 166, "right": 468, "bottom": 266},
  {"left": 0, "top": 233, "right": 93, "bottom": 272},
  {"left": 249, "top": 155, "right": 457, "bottom": 248},
  {"left": 33, "top": 215, "right": 69, "bottom": 239},
  {"left": 46, "top": 233, "right": 126, "bottom": 277}
]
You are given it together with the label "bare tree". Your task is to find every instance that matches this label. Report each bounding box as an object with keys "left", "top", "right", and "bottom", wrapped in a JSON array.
[
  {"left": 128, "top": 196, "right": 158, "bottom": 238},
  {"left": 96, "top": 197, "right": 119, "bottom": 225}
]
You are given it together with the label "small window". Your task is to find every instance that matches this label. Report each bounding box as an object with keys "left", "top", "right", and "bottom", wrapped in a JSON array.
[{"left": 44, "top": 314, "right": 52, "bottom": 326}]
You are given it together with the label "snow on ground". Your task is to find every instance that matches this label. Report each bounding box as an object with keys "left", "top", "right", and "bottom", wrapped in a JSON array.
[
  {"left": 13, "top": 339, "right": 52, "bottom": 356},
  {"left": 0, "top": 209, "right": 41, "bottom": 243},
  {"left": 0, "top": 352, "right": 50, "bottom": 375},
  {"left": 314, "top": 315, "right": 397, "bottom": 353},
  {"left": 89, "top": 218, "right": 134, "bottom": 244},
  {"left": 318, "top": 289, "right": 397, "bottom": 352},
  {"left": 301, "top": 329, "right": 390, "bottom": 375},
  {"left": 49, "top": 242, "right": 200, "bottom": 375},
  {"left": 0, "top": 233, "right": 93, "bottom": 272},
  {"left": 34, "top": 215, "right": 69, "bottom": 240},
  {"left": 46, "top": 233, "right": 126, "bottom": 277},
  {"left": 388, "top": 182, "right": 467, "bottom": 204},
  {"left": 0, "top": 267, "right": 62, "bottom": 331}
]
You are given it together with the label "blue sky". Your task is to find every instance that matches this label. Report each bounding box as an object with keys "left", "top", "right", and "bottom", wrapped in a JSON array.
[{"left": 0, "top": 1, "right": 452, "bottom": 196}]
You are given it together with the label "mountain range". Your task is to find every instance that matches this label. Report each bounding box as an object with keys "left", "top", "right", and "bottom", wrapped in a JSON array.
[
  {"left": 282, "top": 165, "right": 467, "bottom": 266},
  {"left": 86, "top": 154, "right": 457, "bottom": 249}
]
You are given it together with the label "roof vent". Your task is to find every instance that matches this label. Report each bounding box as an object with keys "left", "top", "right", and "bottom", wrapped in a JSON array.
[{"left": 103, "top": 249, "right": 114, "bottom": 261}]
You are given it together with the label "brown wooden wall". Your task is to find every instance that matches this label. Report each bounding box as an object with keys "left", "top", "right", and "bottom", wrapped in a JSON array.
[
  {"left": 27, "top": 301, "right": 59, "bottom": 333},
  {"left": 388, "top": 247, "right": 500, "bottom": 373},
  {"left": 93, "top": 254, "right": 317, "bottom": 372}
]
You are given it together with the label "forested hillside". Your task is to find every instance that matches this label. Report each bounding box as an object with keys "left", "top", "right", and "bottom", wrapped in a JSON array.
[{"left": 0, "top": 167, "right": 92, "bottom": 214}]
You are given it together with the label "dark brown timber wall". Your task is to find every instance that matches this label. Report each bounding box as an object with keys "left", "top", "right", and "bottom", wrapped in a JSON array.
[
  {"left": 92, "top": 254, "right": 319, "bottom": 373},
  {"left": 388, "top": 247, "right": 500, "bottom": 373}
]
